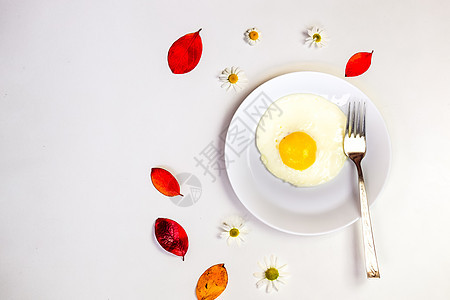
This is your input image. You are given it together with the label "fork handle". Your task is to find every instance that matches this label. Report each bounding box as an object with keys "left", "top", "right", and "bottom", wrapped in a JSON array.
[{"left": 355, "top": 161, "right": 380, "bottom": 278}]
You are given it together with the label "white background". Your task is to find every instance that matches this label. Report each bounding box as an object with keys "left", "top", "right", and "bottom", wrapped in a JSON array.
[{"left": 1, "top": 0, "right": 450, "bottom": 299}]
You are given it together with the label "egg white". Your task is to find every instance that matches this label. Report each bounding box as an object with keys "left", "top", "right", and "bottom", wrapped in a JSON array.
[{"left": 255, "top": 93, "right": 347, "bottom": 187}]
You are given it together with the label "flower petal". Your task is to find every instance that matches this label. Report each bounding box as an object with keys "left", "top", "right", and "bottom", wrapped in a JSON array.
[
  {"left": 221, "top": 223, "right": 231, "bottom": 230},
  {"left": 238, "top": 235, "right": 246, "bottom": 243},
  {"left": 239, "top": 228, "right": 249, "bottom": 234},
  {"left": 256, "top": 278, "right": 267, "bottom": 289},
  {"left": 277, "top": 278, "right": 286, "bottom": 285},
  {"left": 264, "top": 257, "right": 270, "bottom": 269},
  {"left": 238, "top": 76, "right": 248, "bottom": 83},
  {"left": 270, "top": 255, "right": 276, "bottom": 267},
  {"left": 266, "top": 280, "right": 273, "bottom": 293},
  {"left": 272, "top": 280, "right": 279, "bottom": 292}
]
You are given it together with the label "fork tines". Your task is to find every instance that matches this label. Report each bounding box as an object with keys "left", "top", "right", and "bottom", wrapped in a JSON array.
[{"left": 346, "top": 100, "right": 366, "bottom": 138}]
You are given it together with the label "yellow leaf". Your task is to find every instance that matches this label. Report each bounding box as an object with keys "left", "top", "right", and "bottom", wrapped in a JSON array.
[{"left": 196, "top": 263, "right": 228, "bottom": 300}]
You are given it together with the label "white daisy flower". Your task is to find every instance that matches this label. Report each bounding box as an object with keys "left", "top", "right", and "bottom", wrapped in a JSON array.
[
  {"left": 253, "top": 255, "right": 289, "bottom": 293},
  {"left": 219, "top": 66, "right": 248, "bottom": 92},
  {"left": 305, "top": 26, "right": 328, "bottom": 48},
  {"left": 244, "top": 27, "right": 261, "bottom": 45},
  {"left": 220, "top": 216, "right": 248, "bottom": 246}
]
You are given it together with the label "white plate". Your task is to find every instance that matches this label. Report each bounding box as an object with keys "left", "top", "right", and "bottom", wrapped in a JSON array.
[{"left": 224, "top": 71, "right": 391, "bottom": 235}]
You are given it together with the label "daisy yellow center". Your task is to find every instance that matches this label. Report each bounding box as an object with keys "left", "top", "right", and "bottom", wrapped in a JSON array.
[
  {"left": 228, "top": 74, "right": 239, "bottom": 84},
  {"left": 312, "top": 33, "right": 321, "bottom": 42},
  {"left": 249, "top": 31, "right": 259, "bottom": 41},
  {"left": 265, "top": 267, "right": 279, "bottom": 281},
  {"left": 229, "top": 228, "right": 240, "bottom": 237}
]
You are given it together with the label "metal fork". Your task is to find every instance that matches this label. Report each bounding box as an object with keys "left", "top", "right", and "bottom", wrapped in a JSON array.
[{"left": 344, "top": 101, "right": 380, "bottom": 279}]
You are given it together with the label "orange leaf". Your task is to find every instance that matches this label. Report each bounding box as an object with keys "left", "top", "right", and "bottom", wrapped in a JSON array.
[
  {"left": 168, "top": 29, "right": 203, "bottom": 74},
  {"left": 345, "top": 51, "right": 374, "bottom": 77},
  {"left": 151, "top": 168, "right": 182, "bottom": 197},
  {"left": 196, "top": 264, "right": 228, "bottom": 300}
]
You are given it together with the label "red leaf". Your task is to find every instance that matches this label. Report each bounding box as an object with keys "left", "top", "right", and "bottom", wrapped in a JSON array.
[
  {"left": 168, "top": 29, "right": 203, "bottom": 74},
  {"left": 151, "top": 168, "right": 183, "bottom": 197},
  {"left": 155, "top": 218, "right": 189, "bottom": 260},
  {"left": 345, "top": 51, "right": 374, "bottom": 77}
]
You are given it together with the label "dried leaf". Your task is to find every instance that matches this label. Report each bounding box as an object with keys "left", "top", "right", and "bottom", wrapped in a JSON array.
[
  {"left": 154, "top": 218, "right": 189, "bottom": 260},
  {"left": 151, "top": 168, "right": 182, "bottom": 197},
  {"left": 168, "top": 29, "right": 203, "bottom": 74},
  {"left": 345, "top": 51, "right": 374, "bottom": 77},
  {"left": 196, "top": 263, "right": 228, "bottom": 300}
]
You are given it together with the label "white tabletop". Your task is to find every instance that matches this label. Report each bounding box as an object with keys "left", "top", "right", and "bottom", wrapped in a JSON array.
[{"left": 1, "top": 0, "right": 450, "bottom": 299}]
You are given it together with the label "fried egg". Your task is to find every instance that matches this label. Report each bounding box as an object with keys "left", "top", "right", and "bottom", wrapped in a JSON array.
[{"left": 256, "top": 93, "right": 347, "bottom": 187}]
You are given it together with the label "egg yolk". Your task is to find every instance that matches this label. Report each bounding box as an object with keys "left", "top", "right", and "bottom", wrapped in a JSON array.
[{"left": 278, "top": 132, "right": 317, "bottom": 170}]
